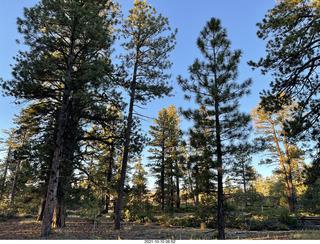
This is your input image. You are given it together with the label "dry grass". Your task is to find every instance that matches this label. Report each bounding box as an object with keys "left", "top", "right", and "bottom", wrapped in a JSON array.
[
  {"left": 290, "top": 230, "right": 320, "bottom": 240},
  {"left": 0, "top": 215, "right": 319, "bottom": 240}
]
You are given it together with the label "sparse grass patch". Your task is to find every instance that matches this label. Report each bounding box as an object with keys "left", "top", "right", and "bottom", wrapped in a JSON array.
[{"left": 291, "top": 230, "right": 320, "bottom": 240}]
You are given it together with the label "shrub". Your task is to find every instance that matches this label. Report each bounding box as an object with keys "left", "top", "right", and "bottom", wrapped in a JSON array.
[
  {"left": 248, "top": 220, "right": 264, "bottom": 231},
  {"left": 278, "top": 210, "right": 298, "bottom": 228},
  {"left": 0, "top": 202, "right": 16, "bottom": 221},
  {"left": 0, "top": 209, "right": 16, "bottom": 221},
  {"left": 124, "top": 209, "right": 155, "bottom": 223},
  {"left": 158, "top": 214, "right": 200, "bottom": 227}
]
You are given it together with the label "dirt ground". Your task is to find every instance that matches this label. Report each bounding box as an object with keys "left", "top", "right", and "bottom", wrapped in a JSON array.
[{"left": 0, "top": 215, "right": 312, "bottom": 240}]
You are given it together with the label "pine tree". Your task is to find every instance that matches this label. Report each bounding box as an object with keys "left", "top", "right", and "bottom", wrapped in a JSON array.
[
  {"left": 178, "top": 18, "right": 252, "bottom": 239},
  {"left": 249, "top": 0, "right": 320, "bottom": 141},
  {"left": 131, "top": 158, "right": 148, "bottom": 209},
  {"left": 148, "top": 105, "right": 182, "bottom": 211},
  {"left": 188, "top": 106, "right": 216, "bottom": 198},
  {"left": 1, "top": 0, "right": 119, "bottom": 237},
  {"left": 251, "top": 101, "right": 305, "bottom": 213},
  {"left": 229, "top": 144, "right": 257, "bottom": 208},
  {"left": 113, "top": 0, "right": 177, "bottom": 230}
]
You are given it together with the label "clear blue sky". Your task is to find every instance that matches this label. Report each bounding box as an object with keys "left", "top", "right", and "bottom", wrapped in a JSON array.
[{"left": 0, "top": 1, "right": 278, "bottom": 179}]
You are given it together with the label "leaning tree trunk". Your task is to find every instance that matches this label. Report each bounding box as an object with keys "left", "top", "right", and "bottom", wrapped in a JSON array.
[
  {"left": 40, "top": 90, "right": 70, "bottom": 237},
  {"left": 112, "top": 91, "right": 135, "bottom": 230},
  {"left": 113, "top": 47, "right": 139, "bottom": 231},
  {"left": 37, "top": 197, "right": 46, "bottom": 221},
  {"left": 41, "top": 21, "right": 76, "bottom": 236}
]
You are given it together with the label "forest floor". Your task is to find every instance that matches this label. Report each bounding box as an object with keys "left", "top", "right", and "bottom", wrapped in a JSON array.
[{"left": 0, "top": 214, "right": 318, "bottom": 240}]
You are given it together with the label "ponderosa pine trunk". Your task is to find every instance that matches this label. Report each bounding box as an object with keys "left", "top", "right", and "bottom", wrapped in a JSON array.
[
  {"left": 242, "top": 162, "right": 248, "bottom": 208},
  {"left": 40, "top": 89, "right": 71, "bottom": 237},
  {"left": 10, "top": 159, "right": 21, "bottom": 205},
  {"left": 215, "top": 84, "right": 225, "bottom": 240},
  {"left": 37, "top": 197, "right": 46, "bottom": 221},
  {"left": 112, "top": 90, "right": 135, "bottom": 230},
  {"left": 176, "top": 170, "right": 180, "bottom": 209},
  {"left": 41, "top": 15, "right": 76, "bottom": 236},
  {"left": 0, "top": 145, "right": 11, "bottom": 200},
  {"left": 161, "top": 139, "right": 165, "bottom": 211},
  {"left": 104, "top": 144, "right": 115, "bottom": 213},
  {"left": 52, "top": 130, "right": 77, "bottom": 228},
  {"left": 170, "top": 162, "right": 174, "bottom": 208},
  {"left": 113, "top": 47, "right": 139, "bottom": 231}
]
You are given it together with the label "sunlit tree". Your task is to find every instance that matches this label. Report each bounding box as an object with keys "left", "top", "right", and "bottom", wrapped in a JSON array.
[
  {"left": 148, "top": 105, "right": 182, "bottom": 210},
  {"left": 251, "top": 101, "right": 305, "bottom": 212}
]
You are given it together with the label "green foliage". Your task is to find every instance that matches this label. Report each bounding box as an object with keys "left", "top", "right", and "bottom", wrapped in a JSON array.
[
  {"left": 148, "top": 105, "right": 183, "bottom": 210},
  {"left": 303, "top": 159, "right": 320, "bottom": 213},
  {"left": 157, "top": 214, "right": 200, "bottom": 228},
  {"left": 250, "top": 0, "right": 320, "bottom": 139},
  {"left": 195, "top": 195, "right": 216, "bottom": 222},
  {"left": 178, "top": 18, "right": 252, "bottom": 239},
  {"left": 0, "top": 201, "right": 17, "bottom": 221},
  {"left": 77, "top": 185, "right": 104, "bottom": 222},
  {"left": 278, "top": 210, "right": 298, "bottom": 228},
  {"left": 119, "top": 0, "right": 177, "bottom": 105},
  {"left": 0, "top": 210, "right": 16, "bottom": 221},
  {"left": 124, "top": 208, "right": 155, "bottom": 223}
]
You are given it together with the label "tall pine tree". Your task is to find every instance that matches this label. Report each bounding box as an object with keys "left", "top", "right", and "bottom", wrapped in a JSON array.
[
  {"left": 1, "top": 0, "right": 119, "bottom": 237},
  {"left": 113, "top": 0, "right": 177, "bottom": 230},
  {"left": 178, "top": 18, "right": 252, "bottom": 240},
  {"left": 148, "top": 105, "right": 182, "bottom": 211}
]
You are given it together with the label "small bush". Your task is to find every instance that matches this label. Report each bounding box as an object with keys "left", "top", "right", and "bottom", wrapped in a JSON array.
[
  {"left": 0, "top": 210, "right": 16, "bottom": 221},
  {"left": 248, "top": 220, "right": 264, "bottom": 231},
  {"left": 278, "top": 210, "right": 298, "bottom": 228},
  {"left": 124, "top": 209, "right": 155, "bottom": 223},
  {"left": 158, "top": 214, "right": 200, "bottom": 227}
]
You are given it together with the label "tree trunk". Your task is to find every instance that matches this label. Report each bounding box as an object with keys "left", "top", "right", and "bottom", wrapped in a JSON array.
[
  {"left": 40, "top": 92, "right": 70, "bottom": 237},
  {"left": 41, "top": 19, "right": 76, "bottom": 236},
  {"left": 170, "top": 162, "right": 174, "bottom": 208},
  {"left": 242, "top": 162, "right": 248, "bottom": 208},
  {"left": 161, "top": 139, "right": 165, "bottom": 211},
  {"left": 283, "top": 133, "right": 295, "bottom": 213},
  {"left": 176, "top": 174, "right": 180, "bottom": 209},
  {"left": 52, "top": 180, "right": 67, "bottom": 228},
  {"left": 113, "top": 47, "right": 139, "bottom": 231},
  {"left": 10, "top": 159, "right": 21, "bottom": 205},
  {"left": 215, "top": 85, "right": 225, "bottom": 240},
  {"left": 0, "top": 145, "right": 11, "bottom": 199},
  {"left": 104, "top": 144, "right": 114, "bottom": 214},
  {"left": 52, "top": 196, "right": 67, "bottom": 228},
  {"left": 195, "top": 193, "right": 199, "bottom": 207},
  {"left": 37, "top": 197, "right": 46, "bottom": 221}
]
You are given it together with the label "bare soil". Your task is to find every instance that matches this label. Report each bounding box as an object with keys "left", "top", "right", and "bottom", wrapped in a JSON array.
[{"left": 0, "top": 215, "right": 310, "bottom": 240}]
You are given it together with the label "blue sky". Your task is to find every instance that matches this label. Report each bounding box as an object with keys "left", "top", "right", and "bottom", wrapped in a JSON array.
[{"left": 0, "top": 1, "right": 278, "bottom": 179}]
